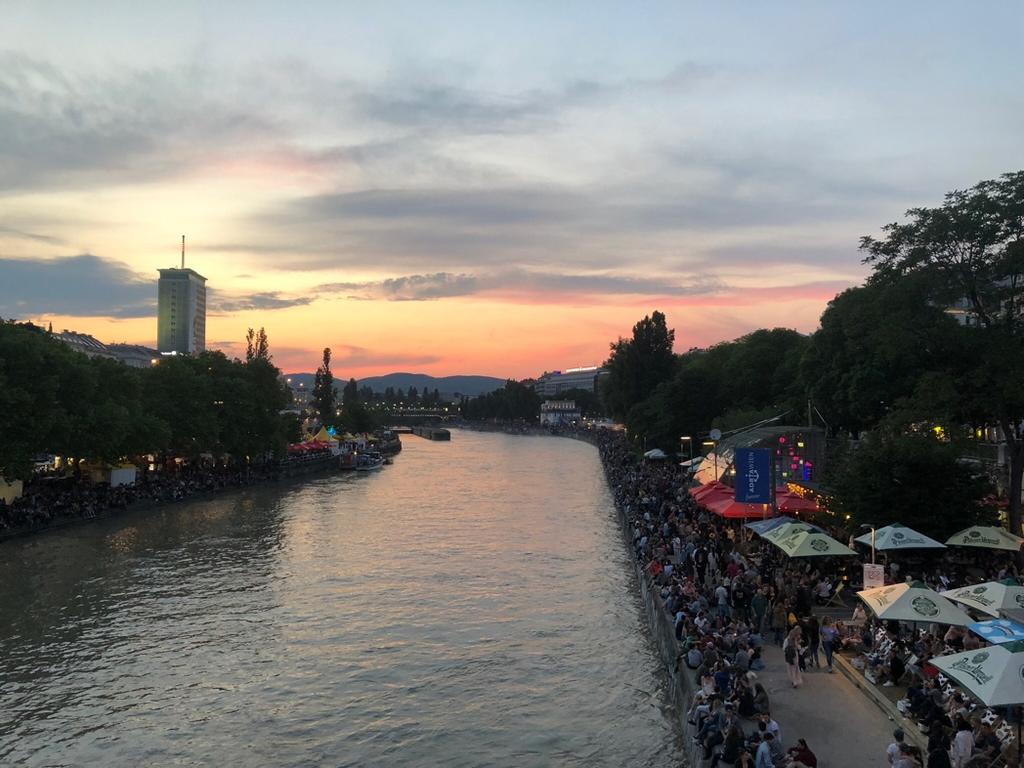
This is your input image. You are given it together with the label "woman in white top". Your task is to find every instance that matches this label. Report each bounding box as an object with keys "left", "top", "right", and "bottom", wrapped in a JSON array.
[
  {"left": 950, "top": 719, "right": 974, "bottom": 768},
  {"left": 783, "top": 626, "right": 804, "bottom": 688}
]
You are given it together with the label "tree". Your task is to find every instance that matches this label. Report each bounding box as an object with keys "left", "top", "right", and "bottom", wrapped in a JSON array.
[
  {"left": 407, "top": 386, "right": 418, "bottom": 404},
  {"left": 602, "top": 310, "right": 676, "bottom": 420},
  {"left": 342, "top": 378, "right": 359, "bottom": 406},
  {"left": 826, "top": 431, "right": 996, "bottom": 540},
  {"left": 800, "top": 280, "right": 961, "bottom": 436},
  {"left": 312, "top": 348, "right": 336, "bottom": 426},
  {"left": 861, "top": 171, "right": 1024, "bottom": 534},
  {"left": 460, "top": 380, "right": 541, "bottom": 422},
  {"left": 555, "top": 387, "right": 604, "bottom": 417},
  {"left": 245, "top": 327, "right": 271, "bottom": 362}
]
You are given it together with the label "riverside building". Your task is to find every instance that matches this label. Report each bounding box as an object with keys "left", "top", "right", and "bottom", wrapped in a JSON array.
[{"left": 533, "top": 366, "right": 607, "bottom": 397}]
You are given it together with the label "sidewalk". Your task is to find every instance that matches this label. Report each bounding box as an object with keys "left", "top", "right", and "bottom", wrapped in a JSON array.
[
  {"left": 678, "top": 642, "right": 898, "bottom": 767},
  {"left": 749, "top": 643, "right": 898, "bottom": 767}
]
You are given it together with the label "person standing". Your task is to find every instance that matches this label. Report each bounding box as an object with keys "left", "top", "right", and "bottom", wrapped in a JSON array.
[
  {"left": 715, "top": 580, "right": 730, "bottom": 625},
  {"left": 805, "top": 614, "right": 821, "bottom": 669},
  {"left": 820, "top": 616, "right": 838, "bottom": 673},
  {"left": 751, "top": 586, "right": 768, "bottom": 636},
  {"left": 950, "top": 719, "right": 974, "bottom": 768},
  {"left": 772, "top": 600, "right": 788, "bottom": 646},
  {"left": 784, "top": 626, "right": 804, "bottom": 688}
]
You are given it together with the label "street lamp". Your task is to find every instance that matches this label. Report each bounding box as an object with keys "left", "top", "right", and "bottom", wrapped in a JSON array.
[
  {"left": 702, "top": 440, "right": 717, "bottom": 478},
  {"left": 860, "top": 524, "right": 876, "bottom": 564},
  {"left": 680, "top": 436, "right": 693, "bottom": 463}
]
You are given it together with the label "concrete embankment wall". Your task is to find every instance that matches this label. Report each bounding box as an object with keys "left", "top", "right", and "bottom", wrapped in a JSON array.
[{"left": 600, "top": 452, "right": 705, "bottom": 766}]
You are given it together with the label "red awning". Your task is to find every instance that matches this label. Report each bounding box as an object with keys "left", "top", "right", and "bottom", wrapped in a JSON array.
[
  {"left": 706, "top": 497, "right": 774, "bottom": 519},
  {"left": 691, "top": 481, "right": 729, "bottom": 500},
  {"left": 776, "top": 491, "right": 819, "bottom": 514}
]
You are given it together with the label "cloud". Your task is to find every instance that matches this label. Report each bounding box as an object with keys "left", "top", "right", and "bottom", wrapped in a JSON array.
[
  {"left": 0, "top": 254, "right": 154, "bottom": 318},
  {"left": 0, "top": 254, "right": 315, "bottom": 320},
  {"left": 320, "top": 273, "right": 479, "bottom": 301},
  {"left": 0, "top": 53, "right": 280, "bottom": 192},
  {"left": 0, "top": 225, "right": 66, "bottom": 246},
  {"left": 209, "top": 291, "right": 313, "bottom": 313},
  {"left": 0, "top": 53, "right": 709, "bottom": 195},
  {"left": 229, "top": 174, "right": 886, "bottom": 276},
  {"left": 315, "top": 269, "right": 726, "bottom": 302}
]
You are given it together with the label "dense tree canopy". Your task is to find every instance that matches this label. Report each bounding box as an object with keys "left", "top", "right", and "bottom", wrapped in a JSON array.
[
  {"left": 861, "top": 170, "right": 1024, "bottom": 534},
  {"left": 625, "top": 328, "right": 808, "bottom": 450},
  {"left": 0, "top": 321, "right": 291, "bottom": 480},
  {"left": 799, "top": 279, "right": 962, "bottom": 436},
  {"left": 460, "top": 380, "right": 541, "bottom": 422},
  {"left": 602, "top": 311, "right": 675, "bottom": 421},
  {"left": 825, "top": 431, "right": 996, "bottom": 540}
]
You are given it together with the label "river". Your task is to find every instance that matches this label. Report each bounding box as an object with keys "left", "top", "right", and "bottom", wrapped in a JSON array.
[{"left": 0, "top": 430, "right": 683, "bottom": 767}]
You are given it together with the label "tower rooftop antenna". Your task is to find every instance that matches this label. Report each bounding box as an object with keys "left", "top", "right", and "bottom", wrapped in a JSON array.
[{"left": 181, "top": 235, "right": 185, "bottom": 269}]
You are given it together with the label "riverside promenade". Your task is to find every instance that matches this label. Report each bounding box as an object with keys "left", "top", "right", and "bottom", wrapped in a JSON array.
[
  {"left": 629, "top": 529, "right": 898, "bottom": 768},
  {"left": 594, "top": 427, "right": 900, "bottom": 768}
]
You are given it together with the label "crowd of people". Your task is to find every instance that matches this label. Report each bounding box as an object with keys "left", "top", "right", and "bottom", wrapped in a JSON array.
[
  {"left": 593, "top": 428, "right": 1020, "bottom": 768},
  {"left": 0, "top": 461, "right": 287, "bottom": 534},
  {"left": 596, "top": 429, "right": 838, "bottom": 767}
]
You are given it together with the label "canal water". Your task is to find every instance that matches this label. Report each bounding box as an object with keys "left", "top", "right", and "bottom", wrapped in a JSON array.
[{"left": 0, "top": 431, "right": 683, "bottom": 767}]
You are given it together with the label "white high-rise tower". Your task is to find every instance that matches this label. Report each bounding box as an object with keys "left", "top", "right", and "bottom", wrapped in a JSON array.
[{"left": 157, "top": 236, "right": 207, "bottom": 354}]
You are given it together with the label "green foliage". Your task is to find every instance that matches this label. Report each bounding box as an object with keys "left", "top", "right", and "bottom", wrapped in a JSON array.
[
  {"left": 0, "top": 321, "right": 292, "bottom": 479},
  {"left": 861, "top": 169, "right": 1024, "bottom": 534},
  {"left": 799, "top": 279, "right": 961, "bottom": 435},
  {"left": 554, "top": 387, "right": 604, "bottom": 417},
  {"left": 339, "top": 401, "right": 378, "bottom": 434},
  {"left": 312, "top": 347, "right": 335, "bottom": 426},
  {"left": 245, "top": 327, "right": 270, "bottom": 362},
  {"left": 602, "top": 310, "right": 675, "bottom": 420},
  {"left": 461, "top": 380, "right": 541, "bottom": 422},
  {"left": 825, "top": 431, "right": 997, "bottom": 540},
  {"left": 624, "top": 327, "right": 807, "bottom": 449},
  {"left": 342, "top": 377, "right": 359, "bottom": 406}
]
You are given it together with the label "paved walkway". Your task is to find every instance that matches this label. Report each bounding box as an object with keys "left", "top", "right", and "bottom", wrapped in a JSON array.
[{"left": 750, "top": 643, "right": 897, "bottom": 768}]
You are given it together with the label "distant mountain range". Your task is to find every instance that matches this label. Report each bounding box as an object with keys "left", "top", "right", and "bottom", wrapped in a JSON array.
[{"left": 285, "top": 371, "right": 507, "bottom": 398}]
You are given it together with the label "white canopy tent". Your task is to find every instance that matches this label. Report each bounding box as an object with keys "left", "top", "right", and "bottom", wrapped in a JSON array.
[
  {"left": 853, "top": 523, "right": 946, "bottom": 551},
  {"left": 942, "top": 581, "right": 1024, "bottom": 618},
  {"left": 858, "top": 582, "right": 973, "bottom": 626},
  {"left": 770, "top": 529, "right": 857, "bottom": 558},
  {"left": 946, "top": 526, "right": 1024, "bottom": 552}
]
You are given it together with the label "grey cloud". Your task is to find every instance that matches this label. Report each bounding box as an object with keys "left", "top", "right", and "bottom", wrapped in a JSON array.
[
  {"left": 0, "top": 254, "right": 155, "bottom": 318},
  {"left": 320, "top": 273, "right": 478, "bottom": 301},
  {"left": 315, "top": 270, "right": 726, "bottom": 301},
  {"left": 353, "top": 61, "right": 711, "bottom": 134},
  {"left": 237, "top": 180, "right": 871, "bottom": 275},
  {"left": 0, "top": 254, "right": 312, "bottom": 320},
  {"left": 0, "top": 52, "right": 716, "bottom": 195},
  {"left": 210, "top": 291, "right": 314, "bottom": 313},
  {"left": 0, "top": 53, "right": 277, "bottom": 192},
  {"left": 702, "top": 242, "right": 862, "bottom": 269},
  {"left": 0, "top": 225, "right": 66, "bottom": 246}
]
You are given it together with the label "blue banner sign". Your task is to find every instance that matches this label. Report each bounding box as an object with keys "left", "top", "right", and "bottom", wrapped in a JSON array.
[{"left": 735, "top": 448, "right": 771, "bottom": 504}]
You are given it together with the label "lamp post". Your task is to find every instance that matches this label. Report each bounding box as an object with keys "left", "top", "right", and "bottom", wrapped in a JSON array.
[
  {"left": 680, "top": 436, "right": 693, "bottom": 463},
  {"left": 860, "top": 524, "right": 876, "bottom": 564},
  {"left": 702, "top": 440, "right": 717, "bottom": 478}
]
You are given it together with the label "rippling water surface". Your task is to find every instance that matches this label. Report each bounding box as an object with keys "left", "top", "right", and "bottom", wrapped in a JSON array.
[{"left": 0, "top": 431, "right": 682, "bottom": 767}]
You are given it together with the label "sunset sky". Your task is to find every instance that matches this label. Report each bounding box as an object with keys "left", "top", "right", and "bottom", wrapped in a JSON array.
[{"left": 1, "top": 2, "right": 1021, "bottom": 378}]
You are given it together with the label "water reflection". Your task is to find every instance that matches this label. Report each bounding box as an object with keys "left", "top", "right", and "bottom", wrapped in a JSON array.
[{"left": 0, "top": 432, "right": 682, "bottom": 767}]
